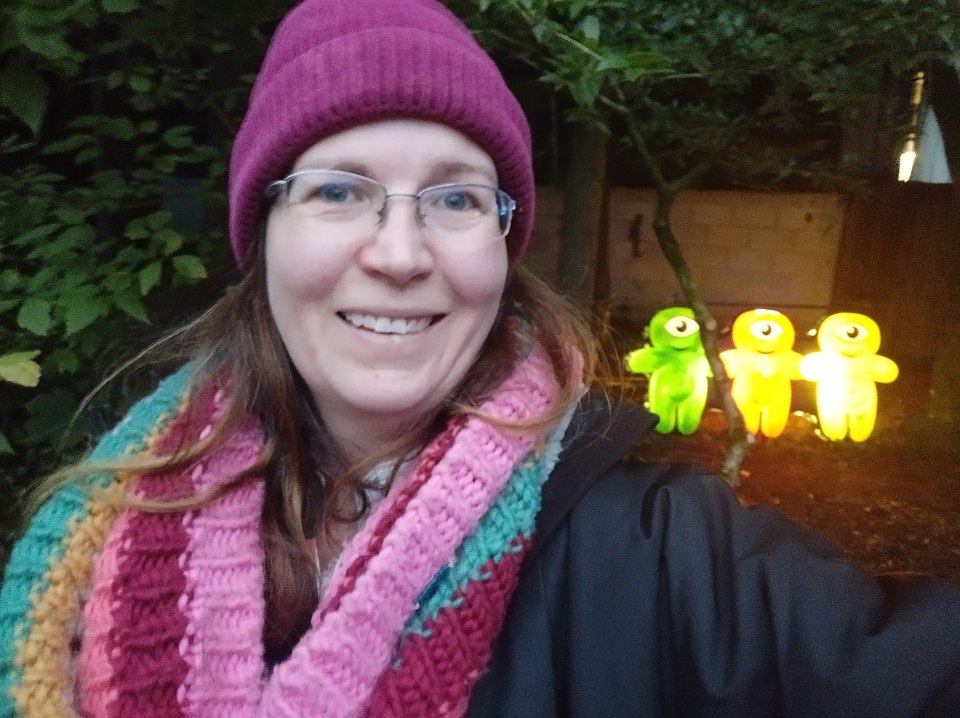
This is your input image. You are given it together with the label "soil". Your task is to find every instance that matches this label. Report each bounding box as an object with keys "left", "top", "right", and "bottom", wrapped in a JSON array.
[{"left": 622, "top": 366, "right": 960, "bottom": 582}]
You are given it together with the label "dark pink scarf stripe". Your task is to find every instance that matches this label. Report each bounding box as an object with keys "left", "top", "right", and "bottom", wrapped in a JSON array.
[
  {"left": 365, "top": 534, "right": 532, "bottom": 716},
  {"left": 102, "top": 385, "right": 220, "bottom": 717}
]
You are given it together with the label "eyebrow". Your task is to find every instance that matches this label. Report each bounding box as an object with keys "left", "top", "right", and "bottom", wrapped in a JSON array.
[
  {"left": 292, "top": 159, "right": 498, "bottom": 185},
  {"left": 430, "top": 161, "right": 497, "bottom": 185}
]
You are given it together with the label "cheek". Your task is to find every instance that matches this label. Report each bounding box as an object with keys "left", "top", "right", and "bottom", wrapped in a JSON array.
[
  {"left": 264, "top": 215, "right": 344, "bottom": 300},
  {"left": 442, "top": 244, "right": 509, "bottom": 308}
]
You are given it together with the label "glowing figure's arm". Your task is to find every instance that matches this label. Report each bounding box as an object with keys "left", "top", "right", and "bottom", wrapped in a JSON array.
[
  {"left": 625, "top": 347, "right": 661, "bottom": 375},
  {"left": 869, "top": 356, "right": 899, "bottom": 384}
]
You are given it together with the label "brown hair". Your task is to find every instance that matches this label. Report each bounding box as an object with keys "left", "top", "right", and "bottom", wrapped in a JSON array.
[{"left": 34, "top": 233, "right": 599, "bottom": 660}]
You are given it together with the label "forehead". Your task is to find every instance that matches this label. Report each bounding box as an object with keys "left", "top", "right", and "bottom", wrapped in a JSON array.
[{"left": 290, "top": 119, "right": 497, "bottom": 181}]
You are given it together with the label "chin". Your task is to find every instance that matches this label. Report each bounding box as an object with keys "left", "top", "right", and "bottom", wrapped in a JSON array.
[{"left": 347, "top": 387, "right": 444, "bottom": 423}]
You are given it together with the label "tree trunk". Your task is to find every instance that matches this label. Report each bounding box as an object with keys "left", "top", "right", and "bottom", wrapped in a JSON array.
[
  {"left": 592, "top": 181, "right": 612, "bottom": 336},
  {"left": 651, "top": 188, "right": 749, "bottom": 486},
  {"left": 556, "top": 116, "right": 609, "bottom": 310}
]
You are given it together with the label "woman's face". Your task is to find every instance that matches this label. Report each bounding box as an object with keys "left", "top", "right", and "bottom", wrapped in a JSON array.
[{"left": 264, "top": 119, "right": 509, "bottom": 456}]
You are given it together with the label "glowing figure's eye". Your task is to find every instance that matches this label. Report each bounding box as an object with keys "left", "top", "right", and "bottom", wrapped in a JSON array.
[
  {"left": 664, "top": 316, "right": 700, "bottom": 338},
  {"left": 749, "top": 321, "right": 783, "bottom": 341},
  {"left": 837, "top": 323, "right": 869, "bottom": 342}
]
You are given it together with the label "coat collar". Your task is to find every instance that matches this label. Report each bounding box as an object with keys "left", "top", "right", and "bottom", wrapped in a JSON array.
[{"left": 535, "top": 392, "right": 658, "bottom": 547}]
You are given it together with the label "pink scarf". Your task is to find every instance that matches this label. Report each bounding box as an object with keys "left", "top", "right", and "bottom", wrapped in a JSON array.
[{"left": 67, "top": 348, "right": 565, "bottom": 718}]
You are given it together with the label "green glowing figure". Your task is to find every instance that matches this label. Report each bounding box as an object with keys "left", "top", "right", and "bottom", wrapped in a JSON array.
[{"left": 625, "top": 307, "right": 712, "bottom": 434}]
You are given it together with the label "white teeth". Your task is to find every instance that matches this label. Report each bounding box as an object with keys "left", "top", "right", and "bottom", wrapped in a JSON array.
[{"left": 341, "top": 313, "right": 433, "bottom": 335}]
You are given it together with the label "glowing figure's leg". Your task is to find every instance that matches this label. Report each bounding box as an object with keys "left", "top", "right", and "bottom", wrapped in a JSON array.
[
  {"left": 816, "top": 385, "right": 849, "bottom": 440},
  {"left": 847, "top": 384, "right": 879, "bottom": 442},
  {"left": 676, "top": 377, "right": 709, "bottom": 435},
  {"left": 759, "top": 383, "right": 792, "bottom": 438},
  {"left": 732, "top": 380, "right": 761, "bottom": 434},
  {"left": 647, "top": 373, "right": 677, "bottom": 433}
]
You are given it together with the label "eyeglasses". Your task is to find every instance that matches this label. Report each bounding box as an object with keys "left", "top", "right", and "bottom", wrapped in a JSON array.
[{"left": 265, "top": 169, "right": 517, "bottom": 239}]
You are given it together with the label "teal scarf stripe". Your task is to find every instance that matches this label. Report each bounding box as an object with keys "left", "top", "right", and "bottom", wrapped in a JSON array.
[
  {"left": 404, "top": 398, "right": 579, "bottom": 639},
  {"left": 0, "top": 365, "right": 194, "bottom": 717},
  {"left": 405, "top": 452, "right": 544, "bottom": 638}
]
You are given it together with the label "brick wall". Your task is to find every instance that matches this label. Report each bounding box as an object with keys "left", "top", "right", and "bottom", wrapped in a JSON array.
[{"left": 525, "top": 187, "right": 847, "bottom": 332}]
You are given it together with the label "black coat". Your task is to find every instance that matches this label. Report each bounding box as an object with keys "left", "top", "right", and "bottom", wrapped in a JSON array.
[{"left": 467, "top": 398, "right": 960, "bottom": 717}]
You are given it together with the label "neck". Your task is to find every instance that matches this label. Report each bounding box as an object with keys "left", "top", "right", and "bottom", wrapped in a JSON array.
[{"left": 325, "top": 411, "right": 430, "bottom": 467}]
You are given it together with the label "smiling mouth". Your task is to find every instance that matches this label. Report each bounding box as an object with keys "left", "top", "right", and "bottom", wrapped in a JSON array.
[{"left": 339, "top": 312, "right": 439, "bottom": 335}]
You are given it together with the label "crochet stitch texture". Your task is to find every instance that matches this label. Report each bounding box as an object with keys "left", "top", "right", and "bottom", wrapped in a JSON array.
[{"left": 1, "top": 350, "right": 570, "bottom": 718}]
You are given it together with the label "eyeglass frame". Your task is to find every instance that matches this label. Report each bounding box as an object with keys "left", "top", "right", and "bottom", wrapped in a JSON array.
[{"left": 263, "top": 168, "right": 518, "bottom": 238}]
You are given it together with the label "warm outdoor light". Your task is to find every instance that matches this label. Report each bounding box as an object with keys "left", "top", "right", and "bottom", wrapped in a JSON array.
[
  {"left": 720, "top": 309, "right": 802, "bottom": 438},
  {"left": 898, "top": 137, "right": 917, "bottom": 182},
  {"left": 625, "top": 307, "right": 712, "bottom": 435},
  {"left": 898, "top": 72, "right": 925, "bottom": 182},
  {"left": 799, "top": 312, "right": 899, "bottom": 442}
]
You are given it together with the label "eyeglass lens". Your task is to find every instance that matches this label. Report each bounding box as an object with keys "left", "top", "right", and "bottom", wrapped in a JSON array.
[{"left": 278, "top": 170, "right": 514, "bottom": 237}]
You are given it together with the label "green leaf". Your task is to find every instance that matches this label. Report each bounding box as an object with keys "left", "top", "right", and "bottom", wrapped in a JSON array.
[
  {"left": 27, "top": 266, "right": 57, "bottom": 294},
  {"left": 138, "top": 260, "right": 163, "bottom": 295},
  {"left": 103, "top": 272, "right": 132, "bottom": 292},
  {"left": 163, "top": 126, "right": 193, "bottom": 149},
  {"left": 63, "top": 293, "right": 108, "bottom": 335},
  {"left": 101, "top": 0, "right": 139, "bottom": 13},
  {"left": 105, "top": 117, "right": 136, "bottom": 140},
  {"left": 0, "top": 431, "right": 12, "bottom": 455},
  {"left": 16, "top": 27, "right": 73, "bottom": 61},
  {"left": 569, "top": 0, "right": 592, "bottom": 19},
  {"left": 596, "top": 50, "right": 666, "bottom": 74},
  {"left": 53, "top": 207, "right": 85, "bottom": 224},
  {"left": 113, "top": 290, "right": 150, "bottom": 322},
  {"left": 42, "top": 133, "right": 92, "bottom": 154},
  {"left": 172, "top": 254, "right": 207, "bottom": 280},
  {"left": 74, "top": 146, "right": 102, "bottom": 164},
  {"left": 128, "top": 74, "right": 152, "bottom": 92},
  {"left": 580, "top": 15, "right": 600, "bottom": 42},
  {"left": 569, "top": 73, "right": 601, "bottom": 107},
  {"left": 159, "top": 228, "right": 185, "bottom": 255},
  {"left": 47, "top": 347, "right": 80, "bottom": 374},
  {"left": 12, "top": 223, "right": 60, "bottom": 248},
  {"left": 154, "top": 156, "right": 177, "bottom": 173},
  {"left": 0, "top": 269, "right": 21, "bottom": 292},
  {"left": 17, "top": 297, "right": 53, "bottom": 336},
  {"left": 0, "top": 60, "right": 49, "bottom": 134},
  {"left": 58, "top": 223, "right": 96, "bottom": 249},
  {"left": 106, "top": 70, "right": 125, "bottom": 89},
  {"left": 125, "top": 216, "right": 150, "bottom": 240},
  {"left": 0, "top": 350, "right": 42, "bottom": 387},
  {"left": 146, "top": 210, "right": 174, "bottom": 230},
  {"left": 64, "top": 301, "right": 103, "bottom": 337}
]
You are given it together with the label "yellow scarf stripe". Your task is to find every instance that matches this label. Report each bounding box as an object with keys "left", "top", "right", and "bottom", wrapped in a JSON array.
[{"left": 2, "top": 366, "right": 194, "bottom": 718}]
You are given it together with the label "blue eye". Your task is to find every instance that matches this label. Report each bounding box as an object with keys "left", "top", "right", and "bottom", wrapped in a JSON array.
[
  {"left": 315, "top": 183, "right": 355, "bottom": 203},
  {"left": 438, "top": 190, "right": 476, "bottom": 212}
]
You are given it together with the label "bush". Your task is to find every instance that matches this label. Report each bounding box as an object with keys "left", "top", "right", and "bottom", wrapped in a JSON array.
[{"left": 0, "top": 0, "right": 290, "bottom": 556}]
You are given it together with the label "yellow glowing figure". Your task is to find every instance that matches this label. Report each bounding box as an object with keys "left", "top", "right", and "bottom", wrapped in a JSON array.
[
  {"left": 799, "top": 312, "right": 899, "bottom": 442},
  {"left": 720, "top": 309, "right": 802, "bottom": 438},
  {"left": 625, "top": 307, "right": 712, "bottom": 435}
]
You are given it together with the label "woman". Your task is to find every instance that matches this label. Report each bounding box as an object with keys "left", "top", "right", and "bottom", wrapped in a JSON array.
[{"left": 2, "top": 0, "right": 960, "bottom": 716}]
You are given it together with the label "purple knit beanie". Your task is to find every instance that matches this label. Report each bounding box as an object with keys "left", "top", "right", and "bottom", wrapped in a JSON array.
[{"left": 228, "top": 0, "right": 534, "bottom": 269}]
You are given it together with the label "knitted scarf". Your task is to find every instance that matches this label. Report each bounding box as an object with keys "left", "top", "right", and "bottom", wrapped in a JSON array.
[{"left": 0, "top": 349, "right": 573, "bottom": 718}]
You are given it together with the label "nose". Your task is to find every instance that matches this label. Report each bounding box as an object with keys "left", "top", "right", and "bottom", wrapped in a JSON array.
[{"left": 356, "top": 195, "right": 434, "bottom": 284}]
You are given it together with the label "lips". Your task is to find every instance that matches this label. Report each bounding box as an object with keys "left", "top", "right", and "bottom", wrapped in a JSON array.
[{"left": 339, "top": 311, "right": 438, "bottom": 335}]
